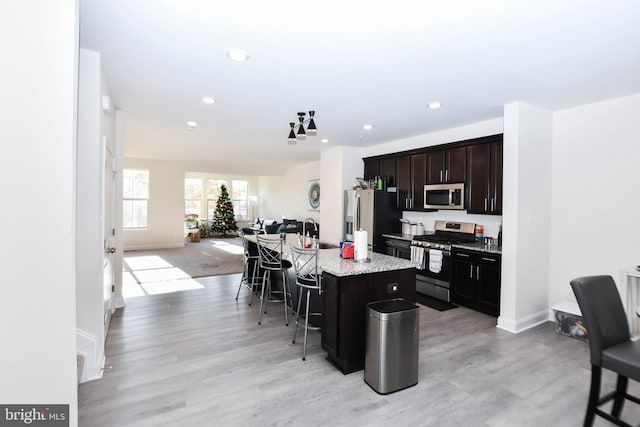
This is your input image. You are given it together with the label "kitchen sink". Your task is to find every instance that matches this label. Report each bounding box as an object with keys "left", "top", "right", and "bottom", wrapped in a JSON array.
[{"left": 317, "top": 242, "right": 339, "bottom": 249}]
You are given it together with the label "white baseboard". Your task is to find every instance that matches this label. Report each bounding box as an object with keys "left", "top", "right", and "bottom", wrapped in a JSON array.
[
  {"left": 76, "top": 329, "right": 104, "bottom": 383},
  {"left": 497, "top": 309, "right": 549, "bottom": 333},
  {"left": 113, "top": 296, "right": 125, "bottom": 309}
]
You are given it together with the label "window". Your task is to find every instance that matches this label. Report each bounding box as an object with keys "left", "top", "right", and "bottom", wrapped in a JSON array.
[
  {"left": 231, "top": 180, "right": 248, "bottom": 220},
  {"left": 183, "top": 176, "right": 249, "bottom": 220},
  {"left": 184, "top": 178, "right": 202, "bottom": 216},
  {"left": 123, "top": 169, "right": 149, "bottom": 228},
  {"left": 207, "top": 179, "right": 227, "bottom": 218}
]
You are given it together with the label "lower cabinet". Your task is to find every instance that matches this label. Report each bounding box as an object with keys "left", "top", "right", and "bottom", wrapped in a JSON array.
[
  {"left": 452, "top": 249, "right": 501, "bottom": 317},
  {"left": 322, "top": 269, "right": 416, "bottom": 374}
]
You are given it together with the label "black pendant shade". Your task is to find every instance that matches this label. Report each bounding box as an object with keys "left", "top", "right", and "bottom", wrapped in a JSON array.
[{"left": 287, "top": 110, "right": 317, "bottom": 143}]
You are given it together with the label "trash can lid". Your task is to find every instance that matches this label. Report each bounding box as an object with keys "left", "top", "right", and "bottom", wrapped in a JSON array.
[{"left": 368, "top": 298, "right": 418, "bottom": 314}]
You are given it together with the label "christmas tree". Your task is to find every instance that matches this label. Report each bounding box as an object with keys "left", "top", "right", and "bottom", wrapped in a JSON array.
[{"left": 211, "top": 184, "right": 238, "bottom": 235}]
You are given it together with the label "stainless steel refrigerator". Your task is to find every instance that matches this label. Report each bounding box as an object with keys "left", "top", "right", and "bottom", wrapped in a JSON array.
[{"left": 344, "top": 189, "right": 401, "bottom": 254}]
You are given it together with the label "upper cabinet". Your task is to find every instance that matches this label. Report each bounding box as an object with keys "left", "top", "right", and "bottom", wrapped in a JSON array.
[
  {"left": 363, "top": 156, "right": 397, "bottom": 188},
  {"left": 363, "top": 158, "right": 378, "bottom": 182},
  {"left": 396, "top": 152, "right": 427, "bottom": 211},
  {"left": 466, "top": 138, "right": 503, "bottom": 215},
  {"left": 427, "top": 146, "right": 466, "bottom": 184},
  {"left": 379, "top": 157, "right": 396, "bottom": 188},
  {"left": 410, "top": 153, "right": 426, "bottom": 210},
  {"left": 363, "top": 134, "right": 503, "bottom": 215},
  {"left": 396, "top": 155, "right": 411, "bottom": 209}
]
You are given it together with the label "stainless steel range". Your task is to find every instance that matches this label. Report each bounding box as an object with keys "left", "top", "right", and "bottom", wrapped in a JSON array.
[{"left": 411, "top": 220, "right": 476, "bottom": 302}]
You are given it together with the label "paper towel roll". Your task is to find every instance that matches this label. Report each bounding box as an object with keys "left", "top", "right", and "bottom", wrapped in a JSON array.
[{"left": 354, "top": 229, "right": 368, "bottom": 260}]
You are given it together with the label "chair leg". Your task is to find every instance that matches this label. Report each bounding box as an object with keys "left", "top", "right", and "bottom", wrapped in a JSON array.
[
  {"left": 247, "top": 259, "right": 258, "bottom": 306},
  {"left": 302, "top": 289, "right": 311, "bottom": 361},
  {"left": 258, "top": 269, "right": 269, "bottom": 325},
  {"left": 264, "top": 270, "right": 271, "bottom": 314},
  {"left": 235, "top": 257, "right": 248, "bottom": 300},
  {"left": 611, "top": 374, "right": 628, "bottom": 418},
  {"left": 584, "top": 365, "right": 602, "bottom": 427},
  {"left": 292, "top": 288, "right": 303, "bottom": 344},
  {"left": 282, "top": 270, "right": 289, "bottom": 326}
]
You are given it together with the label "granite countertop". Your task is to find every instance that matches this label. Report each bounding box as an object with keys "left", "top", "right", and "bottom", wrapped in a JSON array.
[
  {"left": 246, "top": 234, "right": 417, "bottom": 277},
  {"left": 452, "top": 241, "right": 502, "bottom": 255}
]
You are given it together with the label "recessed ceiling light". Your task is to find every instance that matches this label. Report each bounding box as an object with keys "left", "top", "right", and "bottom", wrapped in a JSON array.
[
  {"left": 227, "top": 49, "right": 249, "bottom": 62},
  {"left": 202, "top": 97, "right": 216, "bottom": 104},
  {"left": 428, "top": 102, "right": 442, "bottom": 109},
  {"left": 363, "top": 124, "right": 374, "bottom": 130},
  {"left": 186, "top": 120, "right": 198, "bottom": 128},
  {"left": 321, "top": 138, "right": 329, "bottom": 144}
]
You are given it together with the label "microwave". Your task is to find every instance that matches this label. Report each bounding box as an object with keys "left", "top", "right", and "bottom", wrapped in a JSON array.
[{"left": 424, "top": 183, "right": 465, "bottom": 210}]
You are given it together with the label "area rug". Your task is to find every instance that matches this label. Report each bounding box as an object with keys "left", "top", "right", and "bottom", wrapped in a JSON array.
[
  {"left": 123, "top": 237, "right": 244, "bottom": 283},
  {"left": 415, "top": 293, "right": 458, "bottom": 312}
]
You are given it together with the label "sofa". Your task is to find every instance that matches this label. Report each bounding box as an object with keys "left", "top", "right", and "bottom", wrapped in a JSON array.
[{"left": 243, "top": 218, "right": 319, "bottom": 238}]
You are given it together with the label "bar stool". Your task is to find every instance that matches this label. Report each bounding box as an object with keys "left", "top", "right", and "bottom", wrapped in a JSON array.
[
  {"left": 256, "top": 234, "right": 292, "bottom": 326},
  {"left": 290, "top": 245, "right": 322, "bottom": 361},
  {"left": 235, "top": 230, "right": 261, "bottom": 305}
]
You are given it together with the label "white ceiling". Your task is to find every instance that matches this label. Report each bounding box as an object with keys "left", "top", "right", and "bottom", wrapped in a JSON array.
[{"left": 79, "top": 0, "right": 640, "bottom": 175}]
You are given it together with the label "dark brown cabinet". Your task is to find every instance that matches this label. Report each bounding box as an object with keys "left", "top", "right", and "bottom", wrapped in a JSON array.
[
  {"left": 363, "top": 156, "right": 397, "bottom": 188},
  {"left": 466, "top": 138, "right": 503, "bottom": 215},
  {"left": 379, "top": 157, "right": 396, "bottom": 188},
  {"left": 396, "top": 153, "right": 426, "bottom": 211},
  {"left": 427, "top": 146, "right": 466, "bottom": 184},
  {"left": 363, "top": 158, "right": 378, "bottom": 181},
  {"left": 396, "top": 155, "right": 411, "bottom": 209},
  {"left": 410, "top": 153, "right": 426, "bottom": 210},
  {"left": 322, "top": 269, "right": 416, "bottom": 374},
  {"left": 452, "top": 249, "right": 501, "bottom": 317},
  {"left": 362, "top": 134, "right": 502, "bottom": 214}
]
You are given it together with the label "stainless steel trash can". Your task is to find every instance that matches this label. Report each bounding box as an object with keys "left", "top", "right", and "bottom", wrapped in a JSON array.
[{"left": 364, "top": 298, "right": 419, "bottom": 394}]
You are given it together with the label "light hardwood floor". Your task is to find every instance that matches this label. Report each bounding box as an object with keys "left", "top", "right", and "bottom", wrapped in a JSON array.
[{"left": 79, "top": 273, "right": 639, "bottom": 426}]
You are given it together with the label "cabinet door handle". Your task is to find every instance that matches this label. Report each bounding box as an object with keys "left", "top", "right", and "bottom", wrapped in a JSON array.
[
  {"left": 405, "top": 198, "right": 408, "bottom": 209},
  {"left": 469, "top": 265, "right": 474, "bottom": 279},
  {"left": 457, "top": 253, "right": 470, "bottom": 258},
  {"left": 440, "top": 170, "right": 443, "bottom": 182},
  {"left": 491, "top": 198, "right": 495, "bottom": 212},
  {"left": 476, "top": 266, "right": 480, "bottom": 280},
  {"left": 481, "top": 257, "right": 497, "bottom": 262},
  {"left": 484, "top": 198, "right": 488, "bottom": 211},
  {"left": 446, "top": 169, "right": 449, "bottom": 182}
]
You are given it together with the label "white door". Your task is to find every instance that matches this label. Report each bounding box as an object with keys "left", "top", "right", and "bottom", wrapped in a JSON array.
[{"left": 103, "top": 142, "right": 116, "bottom": 333}]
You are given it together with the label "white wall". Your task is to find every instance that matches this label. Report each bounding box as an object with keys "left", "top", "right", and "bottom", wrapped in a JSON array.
[
  {"left": 76, "top": 48, "right": 118, "bottom": 382},
  {"left": 0, "top": 1, "right": 79, "bottom": 424},
  {"left": 549, "top": 93, "right": 640, "bottom": 306},
  {"left": 320, "top": 146, "right": 364, "bottom": 244},
  {"left": 363, "top": 118, "right": 503, "bottom": 157},
  {"left": 258, "top": 161, "right": 321, "bottom": 224},
  {"left": 403, "top": 211, "right": 503, "bottom": 238},
  {"left": 123, "top": 158, "right": 261, "bottom": 250},
  {"left": 499, "top": 102, "right": 553, "bottom": 332}
]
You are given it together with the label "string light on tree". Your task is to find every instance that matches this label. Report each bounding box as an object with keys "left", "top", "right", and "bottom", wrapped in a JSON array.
[{"left": 211, "top": 184, "right": 238, "bottom": 235}]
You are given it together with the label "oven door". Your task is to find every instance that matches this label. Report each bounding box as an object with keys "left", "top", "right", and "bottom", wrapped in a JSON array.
[{"left": 416, "top": 249, "right": 452, "bottom": 301}]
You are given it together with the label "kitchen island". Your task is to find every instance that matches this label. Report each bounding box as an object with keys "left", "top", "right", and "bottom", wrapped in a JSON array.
[{"left": 245, "top": 234, "right": 417, "bottom": 374}]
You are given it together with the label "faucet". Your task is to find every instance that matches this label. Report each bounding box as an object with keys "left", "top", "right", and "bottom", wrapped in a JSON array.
[{"left": 302, "top": 217, "right": 318, "bottom": 239}]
